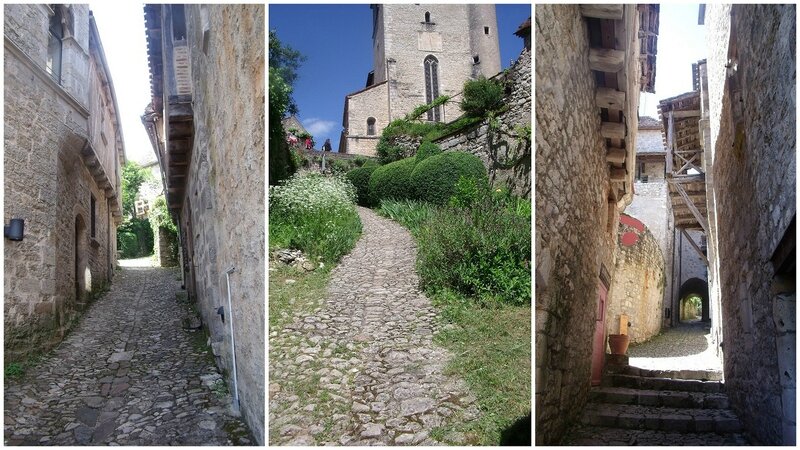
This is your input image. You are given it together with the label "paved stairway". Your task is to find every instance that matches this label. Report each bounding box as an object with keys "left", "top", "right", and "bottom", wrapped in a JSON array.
[{"left": 562, "top": 366, "right": 749, "bottom": 445}]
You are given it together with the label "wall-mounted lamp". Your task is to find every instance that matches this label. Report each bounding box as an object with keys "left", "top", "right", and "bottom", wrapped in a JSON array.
[{"left": 4, "top": 218, "right": 24, "bottom": 241}]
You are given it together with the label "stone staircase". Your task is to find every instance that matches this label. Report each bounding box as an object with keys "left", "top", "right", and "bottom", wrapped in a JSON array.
[{"left": 563, "top": 365, "right": 750, "bottom": 445}]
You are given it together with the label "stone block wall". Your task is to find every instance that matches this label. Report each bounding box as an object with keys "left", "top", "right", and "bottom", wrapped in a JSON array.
[
  {"left": 534, "top": 4, "right": 620, "bottom": 444},
  {"left": 4, "top": 4, "right": 118, "bottom": 360},
  {"left": 678, "top": 229, "right": 707, "bottom": 287},
  {"left": 606, "top": 216, "right": 665, "bottom": 344},
  {"left": 155, "top": 227, "right": 178, "bottom": 268},
  {"left": 705, "top": 4, "right": 796, "bottom": 445},
  {"left": 636, "top": 128, "right": 665, "bottom": 152},
  {"left": 180, "top": 4, "right": 265, "bottom": 444},
  {"left": 344, "top": 82, "right": 388, "bottom": 156},
  {"left": 434, "top": 46, "right": 531, "bottom": 196}
]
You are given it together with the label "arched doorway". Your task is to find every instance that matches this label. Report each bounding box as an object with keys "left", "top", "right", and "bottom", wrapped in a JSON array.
[
  {"left": 74, "top": 214, "right": 89, "bottom": 306},
  {"left": 678, "top": 277, "right": 709, "bottom": 323}
]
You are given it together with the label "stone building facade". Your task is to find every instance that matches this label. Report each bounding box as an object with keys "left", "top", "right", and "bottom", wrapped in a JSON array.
[
  {"left": 535, "top": 4, "right": 655, "bottom": 444},
  {"left": 341, "top": 4, "right": 501, "bottom": 155},
  {"left": 605, "top": 215, "right": 665, "bottom": 344},
  {"left": 703, "top": 4, "right": 795, "bottom": 445},
  {"left": 4, "top": 4, "right": 124, "bottom": 360},
  {"left": 142, "top": 4, "right": 265, "bottom": 444}
]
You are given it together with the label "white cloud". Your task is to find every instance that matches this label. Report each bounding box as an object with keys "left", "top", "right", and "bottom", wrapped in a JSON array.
[{"left": 302, "top": 118, "right": 337, "bottom": 137}]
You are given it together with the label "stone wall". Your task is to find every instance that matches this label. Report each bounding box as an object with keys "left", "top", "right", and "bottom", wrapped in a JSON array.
[
  {"left": 636, "top": 128, "right": 665, "bottom": 152},
  {"left": 179, "top": 4, "right": 265, "bottom": 444},
  {"left": 344, "top": 82, "right": 388, "bottom": 156},
  {"left": 705, "top": 4, "right": 795, "bottom": 445},
  {"left": 4, "top": 4, "right": 120, "bottom": 360},
  {"left": 606, "top": 216, "right": 664, "bottom": 344},
  {"left": 678, "top": 229, "right": 707, "bottom": 287},
  {"left": 155, "top": 227, "right": 178, "bottom": 268},
  {"left": 434, "top": 46, "right": 531, "bottom": 196},
  {"left": 534, "top": 4, "right": 620, "bottom": 444}
]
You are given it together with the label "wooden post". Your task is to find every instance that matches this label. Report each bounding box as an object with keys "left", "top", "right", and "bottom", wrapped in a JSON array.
[
  {"left": 620, "top": 314, "right": 629, "bottom": 335},
  {"left": 666, "top": 110, "right": 674, "bottom": 175}
]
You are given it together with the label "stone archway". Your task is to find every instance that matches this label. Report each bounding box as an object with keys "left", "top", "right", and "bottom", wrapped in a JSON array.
[
  {"left": 678, "top": 277, "right": 709, "bottom": 323},
  {"left": 74, "top": 214, "right": 89, "bottom": 307}
]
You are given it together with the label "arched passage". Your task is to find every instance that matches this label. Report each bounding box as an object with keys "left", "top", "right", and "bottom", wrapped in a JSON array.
[
  {"left": 678, "top": 277, "right": 709, "bottom": 323},
  {"left": 74, "top": 214, "right": 90, "bottom": 307}
]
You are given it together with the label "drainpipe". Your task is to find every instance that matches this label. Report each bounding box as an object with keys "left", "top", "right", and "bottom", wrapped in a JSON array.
[{"left": 225, "top": 266, "right": 240, "bottom": 414}]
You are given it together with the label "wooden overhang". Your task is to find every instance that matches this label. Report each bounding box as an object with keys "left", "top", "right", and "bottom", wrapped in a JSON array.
[
  {"left": 658, "top": 90, "right": 707, "bottom": 231},
  {"left": 143, "top": 4, "right": 194, "bottom": 210},
  {"left": 580, "top": 4, "right": 659, "bottom": 207}
]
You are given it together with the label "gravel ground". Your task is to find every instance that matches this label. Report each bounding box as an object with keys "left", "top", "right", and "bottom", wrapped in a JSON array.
[{"left": 628, "top": 322, "right": 723, "bottom": 373}]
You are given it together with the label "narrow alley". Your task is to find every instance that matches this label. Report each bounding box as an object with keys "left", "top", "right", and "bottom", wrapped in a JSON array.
[{"left": 4, "top": 260, "right": 253, "bottom": 446}]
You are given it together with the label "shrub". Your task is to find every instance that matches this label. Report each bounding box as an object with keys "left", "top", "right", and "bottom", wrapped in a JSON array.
[
  {"left": 269, "top": 172, "right": 361, "bottom": 263},
  {"left": 118, "top": 231, "right": 139, "bottom": 259},
  {"left": 416, "top": 196, "right": 531, "bottom": 306},
  {"left": 376, "top": 135, "right": 416, "bottom": 165},
  {"left": 369, "top": 157, "right": 417, "bottom": 204},
  {"left": 377, "top": 199, "right": 435, "bottom": 237},
  {"left": 449, "top": 175, "right": 490, "bottom": 209},
  {"left": 461, "top": 77, "right": 504, "bottom": 118},
  {"left": 346, "top": 166, "right": 378, "bottom": 207},
  {"left": 410, "top": 151, "right": 487, "bottom": 205},
  {"left": 415, "top": 141, "right": 442, "bottom": 163}
]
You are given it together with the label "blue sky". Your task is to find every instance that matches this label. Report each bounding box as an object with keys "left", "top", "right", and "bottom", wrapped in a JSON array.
[
  {"left": 639, "top": 4, "right": 706, "bottom": 118},
  {"left": 269, "top": 4, "right": 531, "bottom": 151}
]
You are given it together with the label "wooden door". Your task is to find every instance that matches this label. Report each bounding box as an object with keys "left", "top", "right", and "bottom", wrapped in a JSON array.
[{"left": 591, "top": 281, "right": 608, "bottom": 386}]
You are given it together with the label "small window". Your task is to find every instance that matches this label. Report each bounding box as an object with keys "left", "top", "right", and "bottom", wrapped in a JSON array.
[
  {"left": 90, "top": 195, "right": 96, "bottom": 238},
  {"left": 484, "top": 26, "right": 490, "bottom": 35},
  {"left": 424, "top": 11, "right": 431, "bottom": 23},
  {"left": 473, "top": 55, "right": 480, "bottom": 64},
  {"left": 367, "top": 117, "right": 376, "bottom": 135},
  {"left": 171, "top": 5, "right": 187, "bottom": 41}
]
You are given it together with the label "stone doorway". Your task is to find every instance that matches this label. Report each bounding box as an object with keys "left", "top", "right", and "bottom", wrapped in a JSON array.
[
  {"left": 74, "top": 214, "right": 89, "bottom": 306},
  {"left": 678, "top": 278, "right": 709, "bottom": 323}
]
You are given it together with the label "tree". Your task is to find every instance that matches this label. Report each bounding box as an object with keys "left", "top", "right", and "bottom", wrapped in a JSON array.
[
  {"left": 121, "top": 161, "right": 153, "bottom": 218},
  {"left": 118, "top": 161, "right": 155, "bottom": 258},
  {"left": 269, "top": 30, "right": 305, "bottom": 185}
]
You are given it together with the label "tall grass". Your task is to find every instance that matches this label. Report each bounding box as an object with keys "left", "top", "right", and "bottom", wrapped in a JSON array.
[
  {"left": 376, "top": 199, "right": 435, "bottom": 237},
  {"left": 269, "top": 172, "right": 361, "bottom": 263}
]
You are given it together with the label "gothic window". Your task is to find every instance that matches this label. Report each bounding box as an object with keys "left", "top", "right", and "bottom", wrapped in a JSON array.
[
  {"left": 47, "top": 6, "right": 63, "bottom": 82},
  {"left": 424, "top": 55, "right": 441, "bottom": 122},
  {"left": 367, "top": 117, "right": 376, "bottom": 135},
  {"left": 424, "top": 12, "right": 431, "bottom": 23}
]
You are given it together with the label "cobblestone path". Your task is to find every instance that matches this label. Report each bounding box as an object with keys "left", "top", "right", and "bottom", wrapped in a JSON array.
[
  {"left": 269, "top": 207, "right": 480, "bottom": 445},
  {"left": 4, "top": 263, "right": 253, "bottom": 445},
  {"left": 629, "top": 322, "right": 723, "bottom": 373}
]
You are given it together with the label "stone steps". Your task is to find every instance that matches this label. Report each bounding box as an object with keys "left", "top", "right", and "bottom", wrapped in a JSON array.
[
  {"left": 580, "top": 402, "right": 742, "bottom": 433},
  {"left": 562, "top": 425, "right": 749, "bottom": 446},
  {"left": 603, "top": 373, "right": 724, "bottom": 393},
  {"left": 590, "top": 386, "right": 730, "bottom": 409},
  {"left": 608, "top": 364, "right": 723, "bottom": 381}
]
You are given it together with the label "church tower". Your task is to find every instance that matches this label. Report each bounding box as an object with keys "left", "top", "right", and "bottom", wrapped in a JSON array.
[{"left": 341, "top": 4, "right": 501, "bottom": 155}]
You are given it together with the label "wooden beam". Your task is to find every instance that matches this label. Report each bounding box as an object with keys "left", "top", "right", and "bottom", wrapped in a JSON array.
[
  {"left": 672, "top": 180, "right": 709, "bottom": 233},
  {"left": 666, "top": 111, "right": 674, "bottom": 174},
  {"left": 606, "top": 147, "right": 626, "bottom": 164},
  {"left": 681, "top": 228, "right": 710, "bottom": 266},
  {"left": 672, "top": 109, "right": 702, "bottom": 118},
  {"left": 601, "top": 122, "right": 626, "bottom": 139},
  {"left": 580, "top": 4, "right": 623, "bottom": 20},
  {"left": 589, "top": 48, "right": 625, "bottom": 73},
  {"left": 596, "top": 87, "right": 626, "bottom": 109},
  {"left": 610, "top": 168, "right": 626, "bottom": 181}
]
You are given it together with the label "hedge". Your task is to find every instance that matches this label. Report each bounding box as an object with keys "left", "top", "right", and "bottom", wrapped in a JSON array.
[
  {"left": 368, "top": 157, "right": 417, "bottom": 204},
  {"left": 345, "top": 166, "right": 378, "bottom": 206},
  {"left": 416, "top": 141, "right": 442, "bottom": 163},
  {"left": 410, "top": 151, "right": 487, "bottom": 205}
]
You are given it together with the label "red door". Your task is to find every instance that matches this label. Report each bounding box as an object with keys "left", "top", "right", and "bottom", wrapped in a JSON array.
[{"left": 591, "top": 281, "right": 608, "bottom": 386}]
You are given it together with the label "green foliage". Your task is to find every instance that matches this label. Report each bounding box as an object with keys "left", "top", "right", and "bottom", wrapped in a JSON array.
[
  {"left": 461, "top": 77, "right": 504, "bottom": 118},
  {"left": 417, "top": 195, "right": 531, "bottom": 306},
  {"left": 269, "top": 172, "right": 361, "bottom": 263},
  {"left": 269, "top": 30, "right": 305, "bottom": 116},
  {"left": 410, "top": 151, "right": 487, "bottom": 205},
  {"left": 5, "top": 362, "right": 24, "bottom": 379},
  {"left": 121, "top": 161, "right": 151, "bottom": 218},
  {"left": 368, "top": 157, "right": 417, "bottom": 204},
  {"left": 405, "top": 95, "right": 451, "bottom": 121},
  {"left": 148, "top": 195, "right": 179, "bottom": 263},
  {"left": 118, "top": 217, "right": 154, "bottom": 259},
  {"left": 449, "top": 175, "right": 490, "bottom": 209},
  {"left": 377, "top": 199, "right": 435, "bottom": 237},
  {"left": 415, "top": 141, "right": 442, "bottom": 163},
  {"left": 375, "top": 136, "right": 414, "bottom": 165},
  {"left": 269, "top": 68, "right": 297, "bottom": 186},
  {"left": 345, "top": 166, "right": 378, "bottom": 207}
]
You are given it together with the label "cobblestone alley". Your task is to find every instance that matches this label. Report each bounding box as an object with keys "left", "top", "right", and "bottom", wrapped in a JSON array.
[
  {"left": 269, "top": 207, "right": 481, "bottom": 445},
  {"left": 4, "top": 260, "right": 253, "bottom": 445}
]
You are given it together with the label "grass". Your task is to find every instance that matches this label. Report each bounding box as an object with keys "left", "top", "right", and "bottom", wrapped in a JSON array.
[
  {"left": 376, "top": 199, "right": 435, "bottom": 237},
  {"left": 432, "top": 289, "right": 531, "bottom": 445},
  {"left": 268, "top": 262, "right": 332, "bottom": 331}
]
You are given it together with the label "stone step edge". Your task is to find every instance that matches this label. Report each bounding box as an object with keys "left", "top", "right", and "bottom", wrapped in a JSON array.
[
  {"left": 603, "top": 374, "right": 724, "bottom": 393},
  {"left": 562, "top": 424, "right": 750, "bottom": 445},
  {"left": 589, "top": 386, "right": 730, "bottom": 409},
  {"left": 607, "top": 364, "right": 723, "bottom": 381},
  {"left": 581, "top": 403, "right": 742, "bottom": 434}
]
